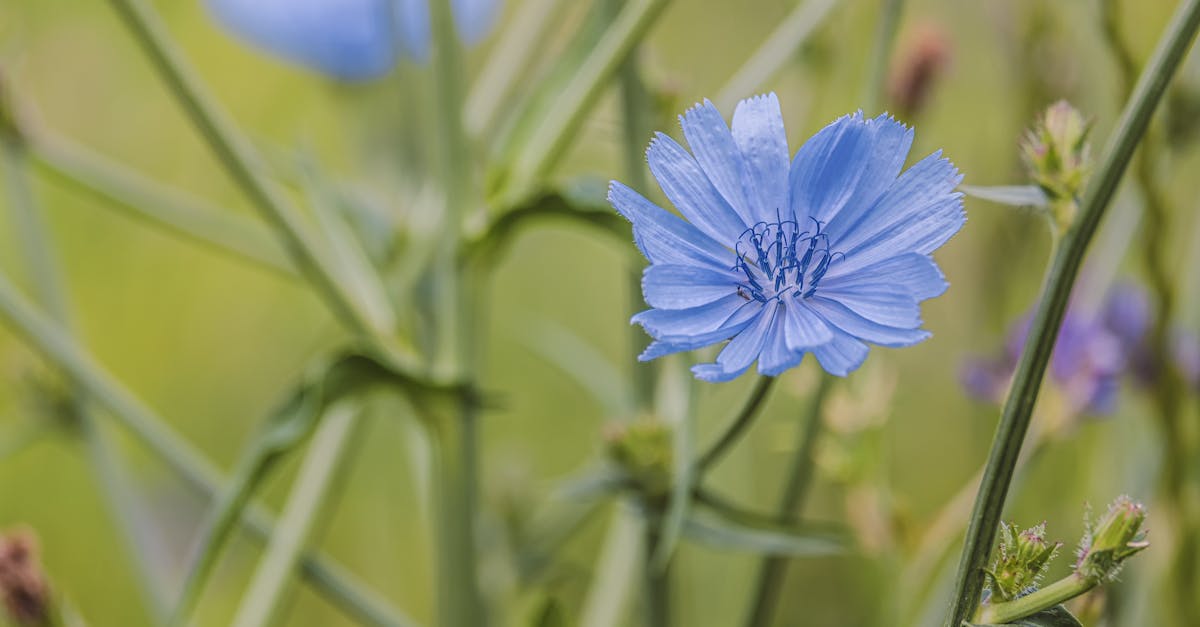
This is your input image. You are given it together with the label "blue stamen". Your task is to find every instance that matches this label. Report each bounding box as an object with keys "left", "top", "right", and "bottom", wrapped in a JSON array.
[{"left": 732, "top": 214, "right": 844, "bottom": 304}]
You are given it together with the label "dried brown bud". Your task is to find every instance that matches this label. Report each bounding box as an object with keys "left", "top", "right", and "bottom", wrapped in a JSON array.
[
  {"left": 888, "top": 23, "right": 953, "bottom": 119},
  {"left": 0, "top": 528, "right": 51, "bottom": 626}
]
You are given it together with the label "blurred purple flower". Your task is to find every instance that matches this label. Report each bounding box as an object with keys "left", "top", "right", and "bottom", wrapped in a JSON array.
[
  {"left": 963, "top": 296, "right": 1128, "bottom": 416},
  {"left": 1173, "top": 330, "right": 1200, "bottom": 392},
  {"left": 964, "top": 283, "right": 1200, "bottom": 414}
]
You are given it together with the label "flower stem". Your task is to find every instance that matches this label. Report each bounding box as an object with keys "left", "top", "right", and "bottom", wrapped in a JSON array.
[
  {"left": 975, "top": 574, "right": 1095, "bottom": 625},
  {"left": 944, "top": 2, "right": 1200, "bottom": 625},
  {"left": 2, "top": 133, "right": 166, "bottom": 619},
  {"left": 230, "top": 404, "right": 366, "bottom": 627},
  {"left": 0, "top": 272, "right": 407, "bottom": 626},
  {"left": 715, "top": 0, "right": 841, "bottom": 111},
  {"left": 103, "top": 0, "right": 413, "bottom": 371},
  {"left": 613, "top": 13, "right": 657, "bottom": 409},
  {"left": 169, "top": 440, "right": 280, "bottom": 626},
  {"left": 427, "top": 2, "right": 485, "bottom": 625},
  {"left": 696, "top": 376, "right": 777, "bottom": 473},
  {"left": 503, "top": 0, "right": 670, "bottom": 203},
  {"left": 743, "top": 374, "right": 833, "bottom": 627},
  {"left": 425, "top": 398, "right": 484, "bottom": 627},
  {"left": 643, "top": 524, "right": 671, "bottom": 627},
  {"left": 30, "top": 133, "right": 292, "bottom": 276}
]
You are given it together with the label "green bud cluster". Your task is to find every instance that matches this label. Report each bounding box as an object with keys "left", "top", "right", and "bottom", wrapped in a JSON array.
[
  {"left": 1075, "top": 495, "right": 1149, "bottom": 582},
  {"left": 984, "top": 521, "right": 1062, "bottom": 602},
  {"left": 604, "top": 420, "right": 672, "bottom": 500},
  {"left": 1020, "top": 100, "right": 1093, "bottom": 233}
]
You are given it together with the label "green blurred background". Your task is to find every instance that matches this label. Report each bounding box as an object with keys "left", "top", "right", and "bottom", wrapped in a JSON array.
[{"left": 2, "top": 0, "right": 1198, "bottom": 625}]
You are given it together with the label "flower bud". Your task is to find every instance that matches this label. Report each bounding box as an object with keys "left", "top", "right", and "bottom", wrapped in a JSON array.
[
  {"left": 1076, "top": 496, "right": 1149, "bottom": 581},
  {"left": 986, "top": 521, "right": 1062, "bottom": 602},
  {"left": 0, "top": 528, "right": 51, "bottom": 626},
  {"left": 603, "top": 420, "right": 672, "bottom": 500},
  {"left": 1020, "top": 101, "right": 1093, "bottom": 232}
]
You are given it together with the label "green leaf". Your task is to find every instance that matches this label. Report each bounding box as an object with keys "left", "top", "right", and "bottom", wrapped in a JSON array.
[
  {"left": 960, "top": 184, "right": 1049, "bottom": 208},
  {"left": 551, "top": 466, "right": 630, "bottom": 502},
  {"left": 465, "top": 182, "right": 628, "bottom": 265},
  {"left": 680, "top": 510, "right": 845, "bottom": 557},
  {"left": 520, "top": 318, "right": 634, "bottom": 418}
]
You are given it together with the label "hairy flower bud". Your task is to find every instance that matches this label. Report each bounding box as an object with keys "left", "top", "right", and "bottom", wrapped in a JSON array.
[
  {"left": 604, "top": 420, "right": 672, "bottom": 500},
  {"left": 985, "top": 521, "right": 1062, "bottom": 602},
  {"left": 1076, "top": 496, "right": 1149, "bottom": 581},
  {"left": 1021, "top": 101, "right": 1092, "bottom": 232}
]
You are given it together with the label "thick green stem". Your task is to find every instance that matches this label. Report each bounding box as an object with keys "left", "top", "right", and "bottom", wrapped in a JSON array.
[
  {"left": 231, "top": 404, "right": 366, "bottom": 627},
  {"left": 743, "top": 375, "right": 833, "bottom": 627},
  {"left": 427, "top": 2, "right": 484, "bottom": 625},
  {"left": 944, "top": 2, "right": 1200, "bottom": 624},
  {"left": 975, "top": 574, "right": 1095, "bottom": 625},
  {"left": 426, "top": 400, "right": 483, "bottom": 627},
  {"left": 643, "top": 524, "right": 670, "bottom": 627},
  {"left": 3, "top": 134, "right": 167, "bottom": 619},
  {"left": 696, "top": 376, "right": 777, "bottom": 473},
  {"left": 0, "top": 273, "right": 406, "bottom": 626},
  {"left": 103, "top": 0, "right": 413, "bottom": 370}
]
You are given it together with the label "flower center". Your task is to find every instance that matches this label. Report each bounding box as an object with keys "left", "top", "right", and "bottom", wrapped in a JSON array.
[{"left": 732, "top": 216, "right": 843, "bottom": 303}]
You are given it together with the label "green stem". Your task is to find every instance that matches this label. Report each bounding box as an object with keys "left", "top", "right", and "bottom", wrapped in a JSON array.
[
  {"left": 426, "top": 400, "right": 483, "bottom": 627},
  {"left": 714, "top": 0, "right": 841, "bottom": 111},
  {"left": 503, "top": 0, "right": 670, "bottom": 204},
  {"left": 899, "top": 435, "right": 1051, "bottom": 627},
  {"left": 1, "top": 136, "right": 166, "bottom": 618},
  {"left": 613, "top": 11, "right": 658, "bottom": 410},
  {"left": 975, "top": 574, "right": 1095, "bottom": 625},
  {"left": 862, "top": 0, "right": 905, "bottom": 113},
  {"left": 643, "top": 524, "right": 670, "bottom": 627},
  {"left": 1099, "top": 6, "right": 1196, "bottom": 623},
  {"left": 696, "top": 376, "right": 777, "bottom": 473},
  {"left": 103, "top": 0, "right": 412, "bottom": 369},
  {"left": 427, "top": 2, "right": 484, "bottom": 625},
  {"left": 463, "top": 0, "right": 564, "bottom": 136},
  {"left": 944, "top": 2, "right": 1200, "bottom": 624},
  {"left": 30, "top": 134, "right": 292, "bottom": 276},
  {"left": 429, "top": 0, "right": 471, "bottom": 379},
  {"left": 169, "top": 440, "right": 281, "bottom": 626},
  {"left": 743, "top": 374, "right": 833, "bottom": 627},
  {"left": 0, "top": 273, "right": 407, "bottom": 626},
  {"left": 231, "top": 404, "right": 366, "bottom": 627}
]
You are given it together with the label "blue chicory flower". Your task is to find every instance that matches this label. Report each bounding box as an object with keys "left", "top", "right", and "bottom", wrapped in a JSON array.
[
  {"left": 207, "top": 0, "right": 503, "bottom": 80},
  {"left": 609, "top": 94, "right": 965, "bottom": 382}
]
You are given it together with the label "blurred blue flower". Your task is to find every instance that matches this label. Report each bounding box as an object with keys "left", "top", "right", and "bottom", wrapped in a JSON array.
[
  {"left": 961, "top": 286, "right": 1158, "bottom": 416},
  {"left": 207, "top": 0, "right": 503, "bottom": 80},
  {"left": 609, "top": 94, "right": 965, "bottom": 382}
]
